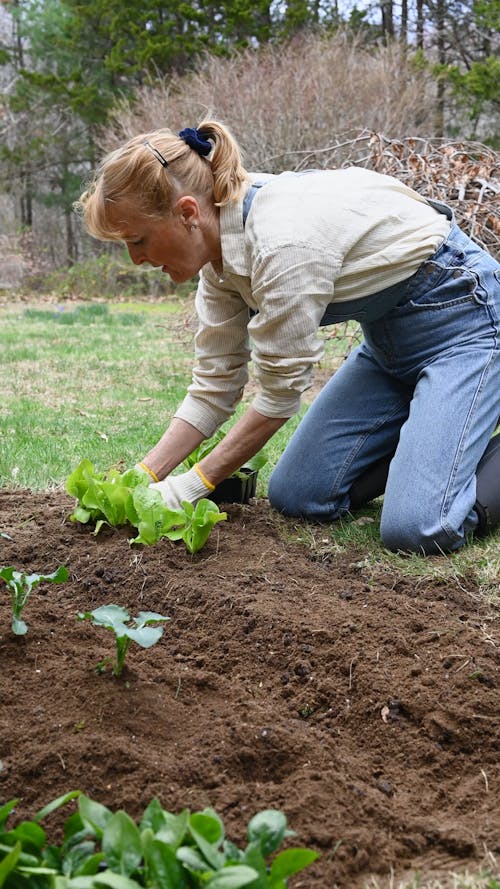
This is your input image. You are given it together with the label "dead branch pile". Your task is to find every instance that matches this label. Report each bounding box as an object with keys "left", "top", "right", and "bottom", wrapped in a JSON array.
[
  {"left": 291, "top": 131, "right": 500, "bottom": 259},
  {"left": 297, "top": 132, "right": 500, "bottom": 357},
  {"left": 366, "top": 134, "right": 500, "bottom": 257}
]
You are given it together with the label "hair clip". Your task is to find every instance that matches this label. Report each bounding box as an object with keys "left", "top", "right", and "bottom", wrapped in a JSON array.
[{"left": 144, "top": 140, "right": 169, "bottom": 168}]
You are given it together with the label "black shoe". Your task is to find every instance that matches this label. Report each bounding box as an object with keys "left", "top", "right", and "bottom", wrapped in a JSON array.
[
  {"left": 349, "top": 454, "right": 392, "bottom": 509},
  {"left": 475, "top": 434, "right": 500, "bottom": 535}
]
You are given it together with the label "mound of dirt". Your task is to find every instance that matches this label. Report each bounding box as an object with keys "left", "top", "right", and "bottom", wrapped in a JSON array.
[{"left": 0, "top": 489, "right": 499, "bottom": 887}]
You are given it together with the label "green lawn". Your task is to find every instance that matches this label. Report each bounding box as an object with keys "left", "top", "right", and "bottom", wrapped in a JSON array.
[{"left": 1, "top": 301, "right": 198, "bottom": 488}]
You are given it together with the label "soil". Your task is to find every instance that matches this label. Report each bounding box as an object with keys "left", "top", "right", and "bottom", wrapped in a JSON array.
[{"left": 0, "top": 488, "right": 499, "bottom": 888}]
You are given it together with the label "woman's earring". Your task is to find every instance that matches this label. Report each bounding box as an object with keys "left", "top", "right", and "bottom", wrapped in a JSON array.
[{"left": 190, "top": 223, "right": 198, "bottom": 231}]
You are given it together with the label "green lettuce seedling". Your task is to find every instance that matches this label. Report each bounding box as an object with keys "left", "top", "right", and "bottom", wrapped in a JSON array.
[
  {"left": 128, "top": 486, "right": 227, "bottom": 551},
  {"left": 180, "top": 498, "right": 228, "bottom": 553},
  {"left": 66, "top": 459, "right": 227, "bottom": 553},
  {"left": 0, "top": 565, "right": 69, "bottom": 635},
  {"left": 78, "top": 604, "right": 170, "bottom": 676},
  {"left": 66, "top": 459, "right": 149, "bottom": 533}
]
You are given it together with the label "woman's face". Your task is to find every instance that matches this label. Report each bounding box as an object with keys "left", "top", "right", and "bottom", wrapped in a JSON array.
[{"left": 108, "top": 197, "right": 220, "bottom": 284}]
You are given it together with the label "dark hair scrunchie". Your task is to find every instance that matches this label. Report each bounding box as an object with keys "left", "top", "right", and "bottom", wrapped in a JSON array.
[{"left": 178, "top": 127, "right": 212, "bottom": 157}]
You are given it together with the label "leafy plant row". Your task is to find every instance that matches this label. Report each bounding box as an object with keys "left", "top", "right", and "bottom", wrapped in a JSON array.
[
  {"left": 65, "top": 460, "right": 227, "bottom": 552},
  {"left": 0, "top": 454, "right": 232, "bottom": 667},
  {"left": 0, "top": 790, "right": 318, "bottom": 888}
]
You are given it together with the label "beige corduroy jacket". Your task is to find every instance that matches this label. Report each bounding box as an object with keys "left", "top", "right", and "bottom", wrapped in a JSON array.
[{"left": 175, "top": 167, "right": 451, "bottom": 436}]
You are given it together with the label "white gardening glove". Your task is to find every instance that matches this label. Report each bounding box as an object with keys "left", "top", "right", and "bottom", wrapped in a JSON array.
[{"left": 151, "top": 465, "right": 214, "bottom": 510}]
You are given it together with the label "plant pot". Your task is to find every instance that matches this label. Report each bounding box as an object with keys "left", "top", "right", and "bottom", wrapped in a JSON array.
[{"left": 209, "top": 467, "right": 258, "bottom": 505}]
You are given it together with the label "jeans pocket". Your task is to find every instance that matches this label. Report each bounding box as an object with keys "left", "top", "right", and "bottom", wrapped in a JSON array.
[{"left": 403, "top": 260, "right": 479, "bottom": 310}]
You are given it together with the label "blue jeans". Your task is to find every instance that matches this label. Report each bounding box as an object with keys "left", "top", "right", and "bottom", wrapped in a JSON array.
[{"left": 268, "top": 223, "right": 500, "bottom": 554}]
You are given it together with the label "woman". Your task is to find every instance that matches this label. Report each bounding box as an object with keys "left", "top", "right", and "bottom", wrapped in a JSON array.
[{"left": 77, "top": 121, "right": 500, "bottom": 554}]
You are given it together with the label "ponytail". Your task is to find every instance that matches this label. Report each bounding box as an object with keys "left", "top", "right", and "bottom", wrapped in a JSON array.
[{"left": 196, "top": 120, "right": 250, "bottom": 206}]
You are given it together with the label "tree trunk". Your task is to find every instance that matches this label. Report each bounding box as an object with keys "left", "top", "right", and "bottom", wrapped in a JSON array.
[
  {"left": 20, "top": 169, "right": 33, "bottom": 228},
  {"left": 400, "top": 0, "right": 408, "bottom": 45},
  {"left": 380, "top": 0, "right": 394, "bottom": 42},
  {"left": 11, "top": 1, "right": 34, "bottom": 229},
  {"left": 416, "top": 0, "right": 424, "bottom": 50},
  {"left": 65, "top": 206, "right": 76, "bottom": 264},
  {"left": 433, "top": 0, "right": 446, "bottom": 137}
]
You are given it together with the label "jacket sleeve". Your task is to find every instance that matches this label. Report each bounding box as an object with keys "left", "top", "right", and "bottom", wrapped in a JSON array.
[
  {"left": 247, "top": 243, "right": 339, "bottom": 418},
  {"left": 174, "top": 273, "right": 252, "bottom": 437}
]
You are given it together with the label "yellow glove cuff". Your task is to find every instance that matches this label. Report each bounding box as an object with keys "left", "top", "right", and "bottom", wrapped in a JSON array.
[
  {"left": 193, "top": 463, "right": 216, "bottom": 492},
  {"left": 137, "top": 461, "right": 160, "bottom": 483}
]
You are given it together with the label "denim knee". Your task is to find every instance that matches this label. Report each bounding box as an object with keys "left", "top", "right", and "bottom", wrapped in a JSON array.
[
  {"left": 268, "top": 465, "right": 346, "bottom": 519},
  {"left": 380, "top": 504, "right": 464, "bottom": 555},
  {"left": 380, "top": 518, "right": 432, "bottom": 554},
  {"left": 268, "top": 468, "right": 304, "bottom": 516}
]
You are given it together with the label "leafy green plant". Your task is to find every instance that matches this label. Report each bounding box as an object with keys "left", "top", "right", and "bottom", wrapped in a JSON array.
[
  {"left": 65, "top": 460, "right": 227, "bottom": 553},
  {"left": 77, "top": 605, "right": 170, "bottom": 676},
  {"left": 0, "top": 790, "right": 319, "bottom": 887},
  {"left": 65, "top": 461, "right": 148, "bottom": 533},
  {"left": 173, "top": 499, "right": 227, "bottom": 554},
  {"left": 127, "top": 483, "right": 226, "bottom": 551},
  {"left": 0, "top": 565, "right": 69, "bottom": 635}
]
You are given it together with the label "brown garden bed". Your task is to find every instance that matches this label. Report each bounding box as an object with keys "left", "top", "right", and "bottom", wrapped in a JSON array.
[{"left": 0, "top": 489, "right": 499, "bottom": 886}]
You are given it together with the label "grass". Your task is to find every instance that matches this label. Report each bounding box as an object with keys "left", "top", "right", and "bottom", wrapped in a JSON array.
[
  {"left": 287, "top": 497, "right": 500, "bottom": 602},
  {"left": 364, "top": 868, "right": 500, "bottom": 889},
  {"left": 1, "top": 297, "right": 500, "bottom": 599},
  {"left": 0, "top": 298, "right": 309, "bottom": 490},
  {"left": 0, "top": 300, "right": 195, "bottom": 487}
]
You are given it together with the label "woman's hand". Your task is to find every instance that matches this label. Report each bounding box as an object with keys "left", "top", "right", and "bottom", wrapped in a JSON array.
[{"left": 152, "top": 465, "right": 214, "bottom": 509}]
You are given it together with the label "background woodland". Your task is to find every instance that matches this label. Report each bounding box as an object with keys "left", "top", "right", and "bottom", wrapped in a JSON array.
[{"left": 0, "top": 0, "right": 499, "bottom": 293}]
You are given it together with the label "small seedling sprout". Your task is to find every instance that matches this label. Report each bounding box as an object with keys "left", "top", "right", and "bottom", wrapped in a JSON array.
[
  {"left": 0, "top": 565, "right": 69, "bottom": 635},
  {"left": 78, "top": 604, "right": 170, "bottom": 676}
]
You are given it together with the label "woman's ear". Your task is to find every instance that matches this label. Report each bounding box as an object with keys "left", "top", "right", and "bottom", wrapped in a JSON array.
[{"left": 176, "top": 195, "right": 200, "bottom": 229}]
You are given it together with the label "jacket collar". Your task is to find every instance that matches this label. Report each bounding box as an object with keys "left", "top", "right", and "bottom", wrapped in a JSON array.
[{"left": 218, "top": 183, "right": 251, "bottom": 278}]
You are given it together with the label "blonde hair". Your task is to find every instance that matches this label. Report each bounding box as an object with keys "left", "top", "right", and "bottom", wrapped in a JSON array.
[{"left": 76, "top": 120, "right": 250, "bottom": 241}]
